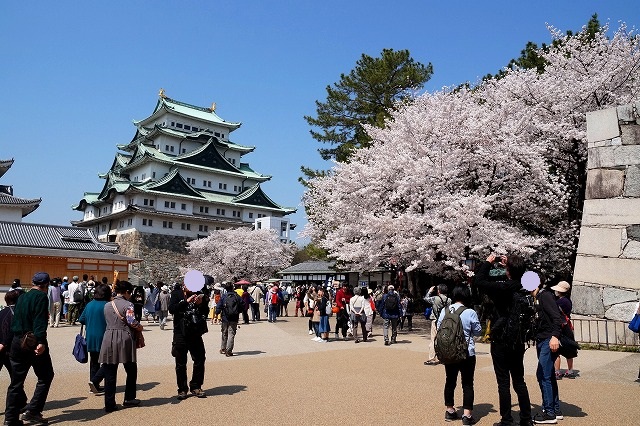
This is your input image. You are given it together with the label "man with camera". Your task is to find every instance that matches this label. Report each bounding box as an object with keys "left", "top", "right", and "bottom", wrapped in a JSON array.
[
  {"left": 474, "top": 254, "right": 533, "bottom": 426},
  {"left": 168, "top": 278, "right": 210, "bottom": 400}
]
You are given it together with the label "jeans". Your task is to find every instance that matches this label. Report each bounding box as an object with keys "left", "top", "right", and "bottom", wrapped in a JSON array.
[
  {"left": 444, "top": 355, "right": 476, "bottom": 410},
  {"left": 268, "top": 305, "right": 278, "bottom": 322},
  {"left": 221, "top": 321, "right": 238, "bottom": 352},
  {"left": 491, "top": 341, "right": 532, "bottom": 423},
  {"left": 536, "top": 338, "right": 560, "bottom": 416},
  {"left": 89, "top": 351, "right": 105, "bottom": 386},
  {"left": 383, "top": 317, "right": 398, "bottom": 342},
  {"left": 6, "top": 337, "right": 54, "bottom": 424},
  {"left": 103, "top": 362, "right": 137, "bottom": 410},
  {"left": 172, "top": 333, "right": 206, "bottom": 393}
]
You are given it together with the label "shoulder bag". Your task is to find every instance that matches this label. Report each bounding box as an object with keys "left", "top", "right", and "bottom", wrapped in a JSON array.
[
  {"left": 73, "top": 324, "right": 88, "bottom": 363},
  {"left": 112, "top": 300, "right": 145, "bottom": 349}
]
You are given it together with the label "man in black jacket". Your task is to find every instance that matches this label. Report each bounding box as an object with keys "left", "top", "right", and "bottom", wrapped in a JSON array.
[
  {"left": 532, "top": 285, "right": 563, "bottom": 424},
  {"left": 168, "top": 280, "right": 210, "bottom": 400},
  {"left": 215, "top": 283, "right": 242, "bottom": 357},
  {"left": 474, "top": 254, "right": 532, "bottom": 426}
]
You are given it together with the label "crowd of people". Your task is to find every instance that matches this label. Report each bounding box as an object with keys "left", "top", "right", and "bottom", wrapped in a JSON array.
[{"left": 0, "top": 257, "right": 610, "bottom": 425}]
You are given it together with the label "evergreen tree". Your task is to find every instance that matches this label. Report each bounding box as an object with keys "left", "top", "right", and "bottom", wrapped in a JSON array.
[{"left": 301, "top": 48, "right": 433, "bottom": 183}]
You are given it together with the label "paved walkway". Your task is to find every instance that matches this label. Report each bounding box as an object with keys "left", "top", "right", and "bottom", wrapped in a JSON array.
[{"left": 2, "top": 315, "right": 639, "bottom": 425}]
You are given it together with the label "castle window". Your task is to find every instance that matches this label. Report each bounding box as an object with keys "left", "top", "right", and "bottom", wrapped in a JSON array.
[
  {"left": 248, "top": 212, "right": 253, "bottom": 219},
  {"left": 199, "top": 206, "right": 209, "bottom": 214},
  {"left": 214, "top": 132, "right": 220, "bottom": 137},
  {"left": 176, "top": 123, "right": 183, "bottom": 129},
  {"left": 181, "top": 203, "right": 187, "bottom": 210},
  {"left": 171, "top": 121, "right": 175, "bottom": 127},
  {"left": 170, "top": 146, "right": 174, "bottom": 152},
  {"left": 127, "top": 218, "right": 133, "bottom": 226},
  {"left": 198, "top": 225, "right": 208, "bottom": 232},
  {"left": 216, "top": 208, "right": 225, "bottom": 216},
  {"left": 181, "top": 223, "right": 191, "bottom": 230},
  {"left": 119, "top": 220, "right": 124, "bottom": 228},
  {"left": 184, "top": 125, "right": 191, "bottom": 131}
]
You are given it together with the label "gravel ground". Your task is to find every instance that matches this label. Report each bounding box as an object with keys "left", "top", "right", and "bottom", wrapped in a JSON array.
[{"left": 3, "top": 314, "right": 639, "bottom": 425}]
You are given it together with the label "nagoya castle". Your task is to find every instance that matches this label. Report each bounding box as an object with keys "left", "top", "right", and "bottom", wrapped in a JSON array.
[{"left": 72, "top": 90, "right": 295, "bottom": 283}]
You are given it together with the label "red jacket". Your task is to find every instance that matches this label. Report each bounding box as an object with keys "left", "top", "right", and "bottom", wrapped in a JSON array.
[{"left": 335, "top": 288, "right": 352, "bottom": 310}]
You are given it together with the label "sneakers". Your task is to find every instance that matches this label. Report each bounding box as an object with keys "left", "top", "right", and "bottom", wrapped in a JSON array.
[
  {"left": 88, "top": 381, "right": 104, "bottom": 394},
  {"left": 554, "top": 410, "right": 564, "bottom": 420},
  {"left": 308, "top": 329, "right": 313, "bottom": 335},
  {"left": 219, "top": 349, "right": 226, "bottom": 354},
  {"left": 225, "top": 351, "right": 234, "bottom": 357},
  {"left": 104, "top": 405, "right": 121, "bottom": 413},
  {"left": 123, "top": 398, "right": 140, "bottom": 407},
  {"left": 532, "top": 412, "right": 557, "bottom": 424},
  {"left": 462, "top": 415, "right": 477, "bottom": 425},
  {"left": 312, "top": 336, "right": 322, "bottom": 342},
  {"left": 384, "top": 340, "right": 390, "bottom": 346},
  {"left": 177, "top": 391, "right": 189, "bottom": 400},
  {"left": 318, "top": 339, "right": 327, "bottom": 343},
  {"left": 563, "top": 370, "right": 577, "bottom": 379},
  {"left": 445, "top": 410, "right": 459, "bottom": 422},
  {"left": 555, "top": 371, "right": 563, "bottom": 380},
  {"left": 20, "top": 411, "right": 49, "bottom": 424},
  {"left": 191, "top": 388, "right": 206, "bottom": 398}
]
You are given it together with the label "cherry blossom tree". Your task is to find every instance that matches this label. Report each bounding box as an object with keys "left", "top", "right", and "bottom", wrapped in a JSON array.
[
  {"left": 185, "top": 227, "right": 295, "bottom": 282},
  {"left": 303, "top": 22, "right": 640, "bottom": 278}
]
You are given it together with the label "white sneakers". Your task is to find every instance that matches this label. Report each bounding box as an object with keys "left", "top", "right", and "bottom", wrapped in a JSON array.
[{"left": 308, "top": 330, "right": 313, "bottom": 335}]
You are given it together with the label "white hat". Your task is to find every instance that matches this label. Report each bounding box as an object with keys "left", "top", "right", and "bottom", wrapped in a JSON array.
[
  {"left": 551, "top": 281, "right": 571, "bottom": 293},
  {"left": 388, "top": 285, "right": 395, "bottom": 290}
]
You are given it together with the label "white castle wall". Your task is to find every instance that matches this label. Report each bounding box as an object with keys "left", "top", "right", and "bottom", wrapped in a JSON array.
[{"left": 572, "top": 101, "right": 640, "bottom": 321}]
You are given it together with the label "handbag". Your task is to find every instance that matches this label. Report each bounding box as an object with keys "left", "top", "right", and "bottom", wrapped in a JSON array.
[
  {"left": 73, "top": 325, "right": 88, "bottom": 363},
  {"left": 629, "top": 313, "right": 640, "bottom": 333},
  {"left": 111, "top": 300, "right": 145, "bottom": 349},
  {"left": 558, "top": 326, "right": 580, "bottom": 359},
  {"left": 20, "top": 332, "right": 38, "bottom": 352}
]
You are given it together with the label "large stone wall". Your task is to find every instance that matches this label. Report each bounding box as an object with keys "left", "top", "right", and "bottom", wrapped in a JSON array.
[
  {"left": 573, "top": 101, "right": 640, "bottom": 321},
  {"left": 117, "top": 231, "right": 191, "bottom": 285}
]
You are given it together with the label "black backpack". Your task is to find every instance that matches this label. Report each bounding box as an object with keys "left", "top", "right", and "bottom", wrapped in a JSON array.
[
  {"left": 434, "top": 306, "right": 469, "bottom": 364},
  {"left": 223, "top": 292, "right": 242, "bottom": 321},
  {"left": 496, "top": 288, "right": 536, "bottom": 348},
  {"left": 384, "top": 293, "right": 399, "bottom": 312},
  {"left": 72, "top": 286, "right": 84, "bottom": 303}
]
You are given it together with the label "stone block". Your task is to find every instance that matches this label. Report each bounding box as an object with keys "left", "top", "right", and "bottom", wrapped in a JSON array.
[
  {"left": 587, "top": 145, "right": 640, "bottom": 169},
  {"left": 621, "top": 124, "right": 640, "bottom": 145},
  {"left": 585, "top": 168, "right": 625, "bottom": 199},
  {"left": 604, "top": 301, "right": 639, "bottom": 321},
  {"left": 626, "top": 225, "right": 640, "bottom": 241},
  {"left": 611, "top": 137, "right": 622, "bottom": 146},
  {"left": 602, "top": 287, "right": 638, "bottom": 306},
  {"left": 624, "top": 165, "right": 640, "bottom": 197},
  {"left": 576, "top": 226, "right": 623, "bottom": 257},
  {"left": 581, "top": 198, "right": 640, "bottom": 226},
  {"left": 587, "top": 107, "right": 620, "bottom": 142},
  {"left": 571, "top": 283, "right": 604, "bottom": 316},
  {"left": 573, "top": 255, "right": 640, "bottom": 289},
  {"left": 617, "top": 104, "right": 636, "bottom": 122},
  {"left": 622, "top": 240, "right": 640, "bottom": 259}
]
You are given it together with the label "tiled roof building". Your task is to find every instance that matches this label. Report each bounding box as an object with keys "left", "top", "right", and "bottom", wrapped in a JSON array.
[
  {"left": 0, "top": 158, "right": 41, "bottom": 222},
  {"left": 72, "top": 91, "right": 295, "bottom": 243}
]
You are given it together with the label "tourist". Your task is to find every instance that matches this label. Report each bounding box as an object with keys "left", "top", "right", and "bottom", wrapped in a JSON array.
[
  {"left": 248, "top": 282, "right": 264, "bottom": 321},
  {"left": 157, "top": 285, "right": 171, "bottom": 330},
  {"left": 240, "top": 285, "right": 251, "bottom": 324},
  {"left": 380, "top": 285, "right": 401, "bottom": 346},
  {"left": 363, "top": 287, "right": 374, "bottom": 338},
  {"left": 474, "top": 254, "right": 533, "bottom": 426},
  {"left": 143, "top": 283, "right": 158, "bottom": 323},
  {"left": 216, "top": 282, "right": 242, "bottom": 357},
  {"left": 349, "top": 287, "right": 367, "bottom": 343},
  {"left": 67, "top": 275, "right": 83, "bottom": 325},
  {"left": 532, "top": 280, "right": 564, "bottom": 424},
  {"left": 79, "top": 283, "right": 111, "bottom": 394},
  {"left": 60, "top": 276, "right": 69, "bottom": 321},
  {"left": 552, "top": 281, "right": 575, "bottom": 379},
  {"left": 399, "top": 289, "right": 414, "bottom": 331},
  {"left": 100, "top": 280, "right": 143, "bottom": 413},
  {"left": 304, "top": 287, "right": 317, "bottom": 335},
  {"left": 0, "top": 289, "right": 24, "bottom": 381},
  {"left": 438, "top": 285, "right": 482, "bottom": 425},
  {"left": 424, "top": 284, "right": 451, "bottom": 365},
  {"left": 334, "top": 282, "right": 351, "bottom": 340},
  {"left": 131, "top": 285, "right": 145, "bottom": 322},
  {"left": 316, "top": 288, "right": 330, "bottom": 342},
  {"left": 266, "top": 284, "right": 281, "bottom": 323},
  {"left": 169, "top": 276, "right": 209, "bottom": 400},
  {"left": 47, "top": 277, "right": 62, "bottom": 328},
  {"left": 4, "top": 272, "right": 55, "bottom": 425},
  {"left": 294, "top": 286, "right": 306, "bottom": 317}
]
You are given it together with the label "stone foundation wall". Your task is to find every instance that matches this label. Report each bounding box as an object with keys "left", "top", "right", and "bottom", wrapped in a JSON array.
[
  {"left": 117, "top": 231, "right": 191, "bottom": 285},
  {"left": 573, "top": 101, "right": 640, "bottom": 321}
]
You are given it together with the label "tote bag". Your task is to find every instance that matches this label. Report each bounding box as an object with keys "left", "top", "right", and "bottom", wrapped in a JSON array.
[{"left": 73, "top": 325, "right": 88, "bottom": 363}]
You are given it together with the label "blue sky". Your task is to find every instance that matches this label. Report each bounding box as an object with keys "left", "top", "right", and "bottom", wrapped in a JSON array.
[{"left": 1, "top": 1, "right": 637, "bottom": 245}]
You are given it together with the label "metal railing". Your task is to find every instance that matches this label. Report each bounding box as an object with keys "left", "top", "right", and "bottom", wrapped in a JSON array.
[{"left": 572, "top": 317, "right": 639, "bottom": 348}]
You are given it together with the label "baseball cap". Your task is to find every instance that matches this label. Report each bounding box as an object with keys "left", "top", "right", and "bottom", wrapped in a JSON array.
[{"left": 32, "top": 272, "right": 51, "bottom": 285}]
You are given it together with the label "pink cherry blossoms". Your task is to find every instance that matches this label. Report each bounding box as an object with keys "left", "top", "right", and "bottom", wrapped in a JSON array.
[{"left": 303, "top": 22, "right": 640, "bottom": 278}]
